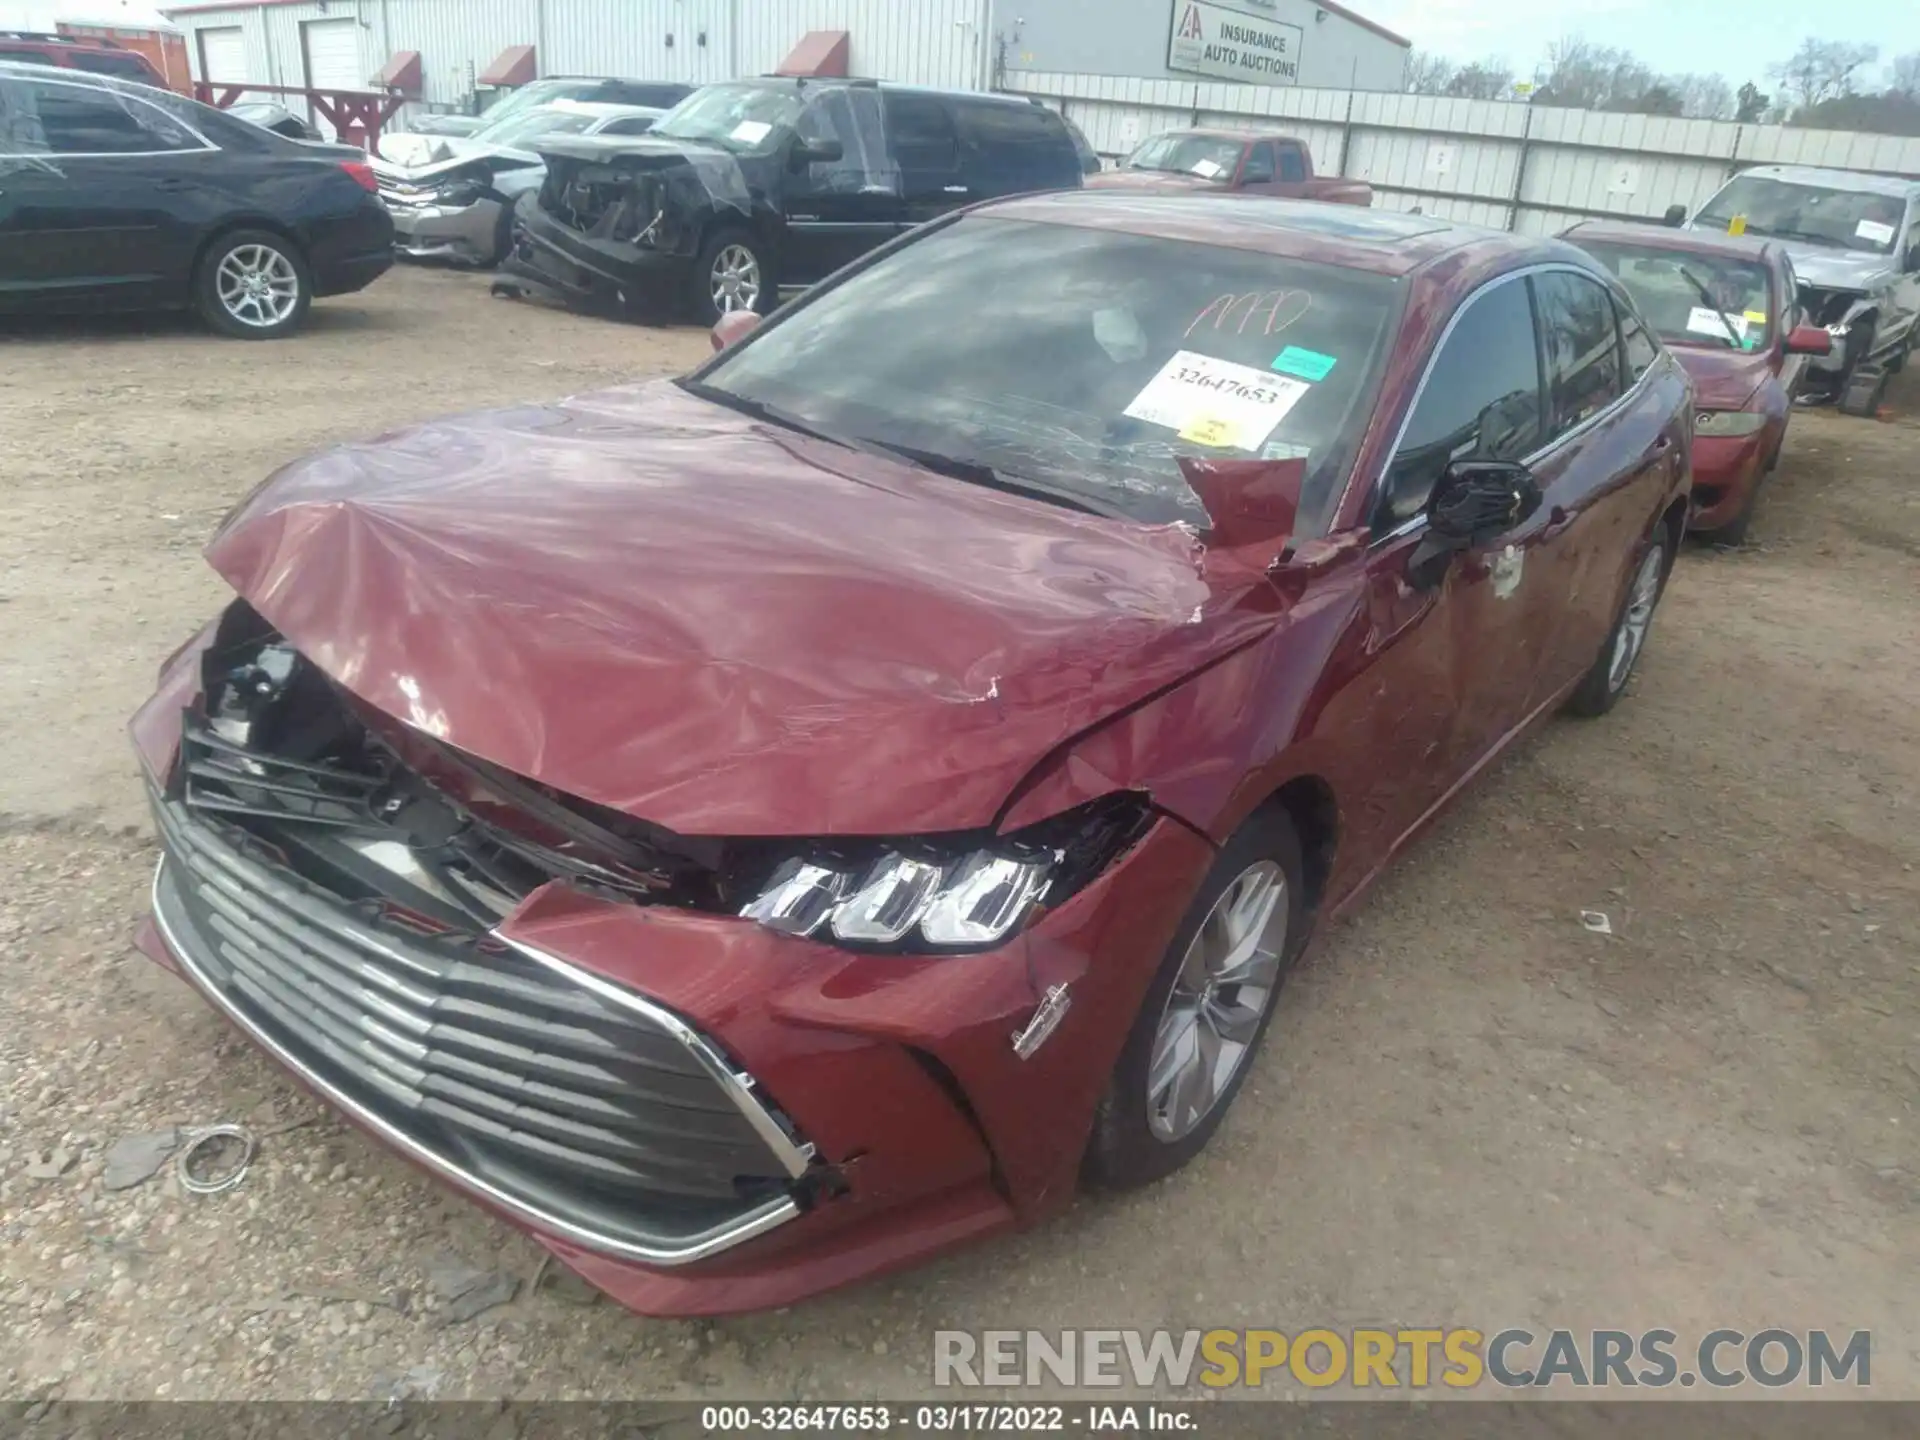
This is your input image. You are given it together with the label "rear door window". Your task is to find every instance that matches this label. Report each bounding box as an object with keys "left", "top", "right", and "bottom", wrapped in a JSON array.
[
  {"left": 952, "top": 98, "right": 1077, "bottom": 196},
  {"left": 1277, "top": 143, "right": 1307, "bottom": 183},
  {"left": 1533, "top": 270, "right": 1625, "bottom": 435},
  {"left": 884, "top": 91, "right": 961, "bottom": 190},
  {"left": 1379, "top": 275, "right": 1545, "bottom": 529}
]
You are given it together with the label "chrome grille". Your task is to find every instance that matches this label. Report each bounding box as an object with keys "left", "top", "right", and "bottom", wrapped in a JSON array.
[{"left": 150, "top": 791, "right": 808, "bottom": 1261}]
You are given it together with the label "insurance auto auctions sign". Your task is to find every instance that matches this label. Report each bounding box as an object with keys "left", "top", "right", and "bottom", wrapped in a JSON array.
[{"left": 1169, "top": 0, "right": 1304, "bottom": 84}]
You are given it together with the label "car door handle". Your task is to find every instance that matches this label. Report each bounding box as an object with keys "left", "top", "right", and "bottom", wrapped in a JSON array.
[
  {"left": 942, "top": 185, "right": 970, "bottom": 195},
  {"left": 154, "top": 178, "right": 194, "bottom": 192}
]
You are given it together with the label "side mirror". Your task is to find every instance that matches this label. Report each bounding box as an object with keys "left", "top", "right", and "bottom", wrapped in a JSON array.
[
  {"left": 1784, "top": 323, "right": 1832, "bottom": 357},
  {"left": 709, "top": 310, "right": 762, "bottom": 351},
  {"left": 1408, "top": 460, "right": 1542, "bottom": 588},
  {"left": 1662, "top": 203, "right": 1688, "bottom": 227},
  {"left": 791, "top": 134, "right": 843, "bottom": 168}
]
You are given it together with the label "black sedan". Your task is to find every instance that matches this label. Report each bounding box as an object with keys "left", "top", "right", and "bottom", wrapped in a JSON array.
[{"left": 0, "top": 62, "right": 392, "bottom": 338}]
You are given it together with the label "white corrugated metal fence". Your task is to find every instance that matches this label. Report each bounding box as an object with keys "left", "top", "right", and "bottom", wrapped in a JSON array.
[{"left": 1009, "top": 70, "right": 1920, "bottom": 233}]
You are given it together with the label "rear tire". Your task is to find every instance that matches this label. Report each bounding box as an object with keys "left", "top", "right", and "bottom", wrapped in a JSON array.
[
  {"left": 1566, "top": 525, "right": 1674, "bottom": 717},
  {"left": 1083, "top": 807, "right": 1307, "bottom": 1190},
  {"left": 193, "top": 229, "right": 311, "bottom": 340}
]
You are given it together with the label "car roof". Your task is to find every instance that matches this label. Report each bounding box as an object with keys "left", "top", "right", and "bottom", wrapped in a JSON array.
[
  {"left": 1731, "top": 164, "right": 1919, "bottom": 200},
  {"left": 975, "top": 190, "right": 1558, "bottom": 277},
  {"left": 1564, "top": 219, "right": 1780, "bottom": 261}
]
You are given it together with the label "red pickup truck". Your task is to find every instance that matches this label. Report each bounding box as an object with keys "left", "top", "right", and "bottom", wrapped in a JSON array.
[{"left": 1085, "top": 127, "right": 1371, "bottom": 206}]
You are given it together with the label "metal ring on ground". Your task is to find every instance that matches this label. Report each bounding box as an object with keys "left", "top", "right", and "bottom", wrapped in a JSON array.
[{"left": 177, "top": 1125, "right": 256, "bottom": 1194}]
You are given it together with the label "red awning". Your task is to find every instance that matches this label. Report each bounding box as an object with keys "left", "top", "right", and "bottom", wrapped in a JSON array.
[
  {"left": 775, "top": 30, "right": 849, "bottom": 78},
  {"left": 373, "top": 50, "right": 421, "bottom": 95},
  {"left": 479, "top": 44, "right": 536, "bottom": 88}
]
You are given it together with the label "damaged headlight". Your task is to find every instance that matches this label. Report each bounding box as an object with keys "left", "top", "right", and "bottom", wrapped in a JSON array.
[
  {"left": 1694, "top": 409, "right": 1768, "bottom": 437},
  {"left": 433, "top": 179, "right": 486, "bottom": 206},
  {"left": 739, "top": 795, "right": 1154, "bottom": 953}
]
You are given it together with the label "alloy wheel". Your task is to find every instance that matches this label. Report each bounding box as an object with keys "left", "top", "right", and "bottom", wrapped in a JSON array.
[
  {"left": 1607, "top": 544, "right": 1665, "bottom": 693},
  {"left": 216, "top": 244, "right": 300, "bottom": 329},
  {"left": 710, "top": 244, "right": 761, "bottom": 314},
  {"left": 1145, "top": 861, "right": 1288, "bottom": 1143}
]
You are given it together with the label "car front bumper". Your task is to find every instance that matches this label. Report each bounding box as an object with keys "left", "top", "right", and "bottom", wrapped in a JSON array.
[
  {"left": 498, "top": 196, "right": 695, "bottom": 314},
  {"left": 128, "top": 630, "right": 1213, "bottom": 1315},
  {"left": 383, "top": 195, "right": 505, "bottom": 264},
  {"left": 1688, "top": 428, "right": 1771, "bottom": 530}
]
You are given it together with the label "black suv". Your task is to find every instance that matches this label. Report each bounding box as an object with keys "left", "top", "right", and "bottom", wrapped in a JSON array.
[
  {"left": 498, "top": 78, "right": 1086, "bottom": 322},
  {"left": 0, "top": 62, "right": 392, "bottom": 337}
]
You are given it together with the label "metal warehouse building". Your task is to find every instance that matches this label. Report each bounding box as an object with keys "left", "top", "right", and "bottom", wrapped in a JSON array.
[{"left": 162, "top": 0, "right": 1408, "bottom": 111}]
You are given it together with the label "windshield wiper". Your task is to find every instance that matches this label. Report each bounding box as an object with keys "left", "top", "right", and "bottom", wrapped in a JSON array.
[
  {"left": 1676, "top": 265, "right": 1745, "bottom": 349},
  {"left": 678, "top": 380, "right": 853, "bottom": 447},
  {"left": 849, "top": 437, "right": 1124, "bottom": 519}
]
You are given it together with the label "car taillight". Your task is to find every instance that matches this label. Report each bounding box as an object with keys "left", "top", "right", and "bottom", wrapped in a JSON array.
[{"left": 340, "top": 161, "right": 378, "bottom": 193}]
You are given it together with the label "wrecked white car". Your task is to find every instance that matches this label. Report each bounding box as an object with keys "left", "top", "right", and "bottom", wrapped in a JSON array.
[{"left": 1679, "top": 164, "right": 1920, "bottom": 416}]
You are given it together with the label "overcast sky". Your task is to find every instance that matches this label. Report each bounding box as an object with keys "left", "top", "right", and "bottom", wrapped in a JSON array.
[{"left": 1362, "top": 0, "right": 1918, "bottom": 89}]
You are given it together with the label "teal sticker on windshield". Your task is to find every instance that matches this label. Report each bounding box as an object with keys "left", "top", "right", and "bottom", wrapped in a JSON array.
[{"left": 1272, "top": 346, "right": 1337, "bottom": 382}]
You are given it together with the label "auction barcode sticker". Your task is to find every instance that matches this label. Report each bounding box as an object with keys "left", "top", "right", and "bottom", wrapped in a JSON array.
[{"left": 1124, "top": 350, "right": 1311, "bottom": 451}]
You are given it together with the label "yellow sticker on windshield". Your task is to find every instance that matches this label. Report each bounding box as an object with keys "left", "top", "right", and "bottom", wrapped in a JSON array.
[
  {"left": 1744, "top": 310, "right": 1767, "bottom": 324},
  {"left": 1179, "top": 415, "right": 1236, "bottom": 447},
  {"left": 1727, "top": 214, "right": 1747, "bottom": 236}
]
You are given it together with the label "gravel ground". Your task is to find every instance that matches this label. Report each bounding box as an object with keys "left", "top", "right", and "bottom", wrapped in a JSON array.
[{"left": 1, "top": 267, "right": 1916, "bottom": 1402}]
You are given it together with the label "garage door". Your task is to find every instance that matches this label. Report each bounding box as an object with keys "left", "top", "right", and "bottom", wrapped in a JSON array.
[
  {"left": 301, "top": 17, "right": 362, "bottom": 136},
  {"left": 196, "top": 25, "right": 247, "bottom": 85}
]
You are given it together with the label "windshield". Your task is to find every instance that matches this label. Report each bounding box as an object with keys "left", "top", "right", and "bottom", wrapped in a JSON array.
[
  {"left": 1577, "top": 241, "right": 1773, "bottom": 350},
  {"left": 1696, "top": 177, "right": 1905, "bottom": 255},
  {"left": 650, "top": 82, "right": 803, "bottom": 152},
  {"left": 1125, "top": 134, "right": 1243, "bottom": 180},
  {"left": 693, "top": 217, "right": 1399, "bottom": 536},
  {"left": 471, "top": 105, "right": 598, "bottom": 147}
]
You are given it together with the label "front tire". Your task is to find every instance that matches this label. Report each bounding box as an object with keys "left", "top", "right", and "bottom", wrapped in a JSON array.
[
  {"left": 1836, "top": 322, "right": 1886, "bottom": 418},
  {"left": 1565, "top": 525, "right": 1673, "bottom": 717},
  {"left": 193, "top": 229, "right": 312, "bottom": 339},
  {"left": 695, "top": 229, "right": 771, "bottom": 324},
  {"left": 1083, "top": 808, "right": 1307, "bottom": 1190}
]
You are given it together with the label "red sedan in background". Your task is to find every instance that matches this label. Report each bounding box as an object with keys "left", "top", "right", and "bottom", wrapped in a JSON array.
[
  {"left": 1563, "top": 220, "right": 1833, "bottom": 545},
  {"left": 131, "top": 196, "right": 1690, "bottom": 1316}
]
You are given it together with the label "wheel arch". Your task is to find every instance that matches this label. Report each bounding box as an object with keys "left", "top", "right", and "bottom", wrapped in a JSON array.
[
  {"left": 1248, "top": 773, "right": 1339, "bottom": 919},
  {"left": 190, "top": 217, "right": 308, "bottom": 286}
]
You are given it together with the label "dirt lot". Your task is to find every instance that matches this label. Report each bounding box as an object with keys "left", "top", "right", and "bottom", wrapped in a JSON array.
[{"left": 2, "top": 267, "right": 1916, "bottom": 1403}]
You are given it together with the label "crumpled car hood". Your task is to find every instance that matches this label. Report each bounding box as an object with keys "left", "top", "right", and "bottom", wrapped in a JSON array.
[
  {"left": 1767, "top": 241, "right": 1896, "bottom": 294},
  {"left": 205, "top": 381, "right": 1278, "bottom": 837},
  {"left": 371, "top": 141, "right": 541, "bottom": 183}
]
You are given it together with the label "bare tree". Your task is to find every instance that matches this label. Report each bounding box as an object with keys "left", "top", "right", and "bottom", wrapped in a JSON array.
[
  {"left": 1769, "top": 38, "right": 1880, "bottom": 109},
  {"left": 1446, "top": 60, "right": 1517, "bottom": 101},
  {"left": 1734, "top": 81, "right": 1770, "bottom": 123},
  {"left": 1890, "top": 52, "right": 1920, "bottom": 99},
  {"left": 1673, "top": 74, "right": 1734, "bottom": 120},
  {"left": 1405, "top": 50, "right": 1458, "bottom": 95}
]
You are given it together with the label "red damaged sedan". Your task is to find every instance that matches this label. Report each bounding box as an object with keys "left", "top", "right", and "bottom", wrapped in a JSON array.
[
  {"left": 131, "top": 195, "right": 1690, "bottom": 1316},
  {"left": 1563, "top": 220, "right": 1833, "bottom": 545}
]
